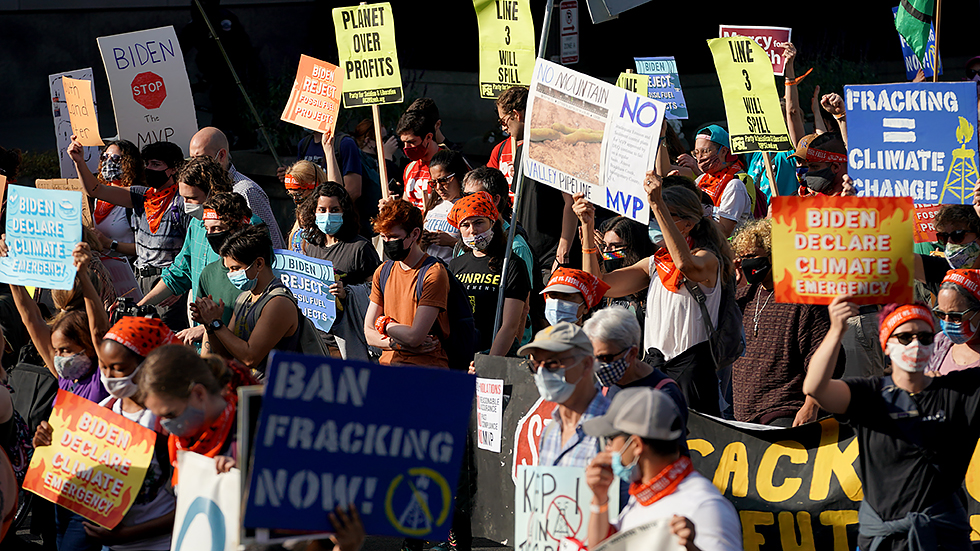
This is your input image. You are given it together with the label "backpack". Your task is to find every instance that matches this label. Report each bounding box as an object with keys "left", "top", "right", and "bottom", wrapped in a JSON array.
[
  {"left": 233, "top": 282, "right": 328, "bottom": 357},
  {"left": 683, "top": 275, "right": 745, "bottom": 369},
  {"left": 734, "top": 172, "right": 769, "bottom": 220},
  {"left": 378, "top": 256, "right": 477, "bottom": 371}
]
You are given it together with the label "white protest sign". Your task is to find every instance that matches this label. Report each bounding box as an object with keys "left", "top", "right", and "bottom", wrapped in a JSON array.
[
  {"left": 171, "top": 451, "right": 241, "bottom": 551},
  {"left": 98, "top": 26, "right": 198, "bottom": 151},
  {"left": 516, "top": 465, "right": 619, "bottom": 550},
  {"left": 523, "top": 58, "right": 665, "bottom": 224},
  {"left": 49, "top": 69, "right": 100, "bottom": 179},
  {"left": 476, "top": 378, "right": 504, "bottom": 453},
  {"left": 592, "top": 518, "right": 681, "bottom": 551}
]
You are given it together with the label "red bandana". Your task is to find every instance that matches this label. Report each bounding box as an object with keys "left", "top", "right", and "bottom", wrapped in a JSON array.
[
  {"left": 144, "top": 186, "right": 178, "bottom": 234},
  {"left": 104, "top": 316, "right": 181, "bottom": 358},
  {"left": 94, "top": 199, "right": 116, "bottom": 225},
  {"left": 698, "top": 163, "right": 742, "bottom": 205},
  {"left": 168, "top": 398, "right": 236, "bottom": 486},
  {"left": 203, "top": 208, "right": 219, "bottom": 221},
  {"left": 879, "top": 304, "right": 935, "bottom": 351},
  {"left": 629, "top": 456, "right": 694, "bottom": 506},
  {"left": 654, "top": 236, "right": 696, "bottom": 293}
]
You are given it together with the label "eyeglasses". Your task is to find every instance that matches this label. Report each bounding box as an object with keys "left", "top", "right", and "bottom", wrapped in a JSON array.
[
  {"left": 525, "top": 354, "right": 581, "bottom": 374},
  {"left": 431, "top": 173, "right": 456, "bottom": 185},
  {"left": 935, "top": 229, "right": 974, "bottom": 245},
  {"left": 932, "top": 306, "right": 978, "bottom": 323},
  {"left": 596, "top": 346, "right": 631, "bottom": 364},
  {"left": 498, "top": 112, "right": 515, "bottom": 126},
  {"left": 889, "top": 331, "right": 936, "bottom": 346},
  {"left": 691, "top": 149, "right": 717, "bottom": 159}
]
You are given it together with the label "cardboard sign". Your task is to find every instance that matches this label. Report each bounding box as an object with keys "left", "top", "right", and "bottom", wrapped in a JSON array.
[
  {"left": 844, "top": 82, "right": 978, "bottom": 243},
  {"left": 515, "top": 466, "right": 619, "bottom": 550},
  {"left": 280, "top": 55, "right": 344, "bottom": 136},
  {"left": 243, "top": 352, "right": 476, "bottom": 539},
  {"left": 270, "top": 249, "right": 336, "bottom": 332},
  {"left": 592, "top": 519, "right": 680, "bottom": 551},
  {"left": 707, "top": 37, "right": 793, "bottom": 154},
  {"left": 97, "top": 26, "right": 198, "bottom": 150},
  {"left": 49, "top": 69, "right": 101, "bottom": 178},
  {"left": 892, "top": 6, "right": 941, "bottom": 80},
  {"left": 35, "top": 179, "right": 93, "bottom": 227},
  {"left": 332, "top": 3, "right": 403, "bottom": 107},
  {"left": 62, "top": 77, "right": 104, "bottom": 147},
  {"left": 474, "top": 0, "right": 535, "bottom": 99},
  {"left": 523, "top": 58, "right": 665, "bottom": 224},
  {"left": 634, "top": 56, "right": 688, "bottom": 120},
  {"left": 171, "top": 451, "right": 241, "bottom": 551},
  {"left": 476, "top": 378, "right": 504, "bottom": 453},
  {"left": 22, "top": 390, "right": 155, "bottom": 528},
  {"left": 0, "top": 186, "right": 83, "bottom": 291},
  {"left": 772, "top": 195, "right": 914, "bottom": 305},
  {"left": 615, "top": 72, "right": 650, "bottom": 96},
  {"left": 718, "top": 25, "right": 792, "bottom": 76}
]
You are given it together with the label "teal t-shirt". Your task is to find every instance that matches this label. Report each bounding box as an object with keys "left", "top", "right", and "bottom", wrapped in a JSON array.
[
  {"left": 197, "top": 260, "right": 240, "bottom": 325},
  {"left": 747, "top": 151, "right": 797, "bottom": 199}
]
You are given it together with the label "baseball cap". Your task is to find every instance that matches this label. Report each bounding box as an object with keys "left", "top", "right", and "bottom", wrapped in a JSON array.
[
  {"left": 696, "top": 124, "right": 730, "bottom": 149},
  {"left": 790, "top": 132, "right": 847, "bottom": 163},
  {"left": 582, "top": 387, "right": 684, "bottom": 441},
  {"left": 517, "top": 322, "right": 594, "bottom": 356}
]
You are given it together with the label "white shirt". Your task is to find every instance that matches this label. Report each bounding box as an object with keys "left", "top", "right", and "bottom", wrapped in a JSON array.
[
  {"left": 228, "top": 164, "right": 285, "bottom": 249},
  {"left": 696, "top": 173, "right": 751, "bottom": 224},
  {"left": 423, "top": 199, "right": 459, "bottom": 262},
  {"left": 644, "top": 258, "right": 721, "bottom": 361},
  {"left": 615, "top": 472, "right": 742, "bottom": 551},
  {"left": 95, "top": 203, "right": 135, "bottom": 244}
]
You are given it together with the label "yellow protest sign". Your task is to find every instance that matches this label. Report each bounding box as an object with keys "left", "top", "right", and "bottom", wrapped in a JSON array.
[
  {"left": 615, "top": 72, "right": 650, "bottom": 96},
  {"left": 23, "top": 390, "right": 156, "bottom": 528},
  {"left": 332, "top": 2, "right": 403, "bottom": 107},
  {"left": 473, "top": 0, "right": 535, "bottom": 99},
  {"left": 707, "top": 37, "right": 792, "bottom": 153},
  {"left": 62, "top": 77, "right": 103, "bottom": 147}
]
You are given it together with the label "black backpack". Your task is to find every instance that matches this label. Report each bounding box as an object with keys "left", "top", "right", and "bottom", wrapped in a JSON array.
[
  {"left": 378, "top": 256, "right": 477, "bottom": 371},
  {"left": 683, "top": 275, "right": 745, "bottom": 369}
]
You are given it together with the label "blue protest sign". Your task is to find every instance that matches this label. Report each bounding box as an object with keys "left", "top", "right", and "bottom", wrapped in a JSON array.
[
  {"left": 634, "top": 56, "right": 688, "bottom": 119},
  {"left": 271, "top": 249, "right": 336, "bottom": 332},
  {"left": 892, "top": 7, "right": 941, "bottom": 81},
  {"left": 0, "top": 185, "right": 82, "bottom": 290},
  {"left": 243, "top": 352, "right": 476, "bottom": 539}
]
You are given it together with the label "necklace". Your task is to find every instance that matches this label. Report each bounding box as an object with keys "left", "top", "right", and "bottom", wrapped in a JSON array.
[{"left": 753, "top": 287, "right": 774, "bottom": 337}]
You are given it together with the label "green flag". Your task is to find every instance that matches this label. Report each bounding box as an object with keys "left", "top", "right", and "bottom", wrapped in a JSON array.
[{"left": 895, "top": 0, "right": 936, "bottom": 62}]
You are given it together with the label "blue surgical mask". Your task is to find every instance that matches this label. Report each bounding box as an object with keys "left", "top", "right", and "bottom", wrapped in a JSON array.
[
  {"left": 611, "top": 437, "right": 641, "bottom": 483},
  {"left": 648, "top": 218, "right": 664, "bottom": 245},
  {"left": 532, "top": 361, "right": 580, "bottom": 403},
  {"left": 160, "top": 404, "right": 206, "bottom": 437},
  {"left": 316, "top": 212, "right": 344, "bottom": 236},
  {"left": 227, "top": 260, "right": 257, "bottom": 291},
  {"left": 942, "top": 318, "right": 977, "bottom": 345},
  {"left": 545, "top": 298, "right": 581, "bottom": 326}
]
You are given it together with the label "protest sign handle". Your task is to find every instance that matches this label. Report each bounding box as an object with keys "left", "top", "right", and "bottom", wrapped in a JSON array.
[
  {"left": 762, "top": 151, "right": 778, "bottom": 197},
  {"left": 933, "top": 0, "right": 941, "bottom": 83},
  {"left": 192, "top": 0, "right": 281, "bottom": 167},
  {"left": 373, "top": 105, "right": 389, "bottom": 200}
]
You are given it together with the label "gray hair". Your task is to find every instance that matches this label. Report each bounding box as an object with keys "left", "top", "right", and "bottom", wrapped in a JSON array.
[
  {"left": 582, "top": 306, "right": 640, "bottom": 350},
  {"left": 941, "top": 281, "right": 980, "bottom": 311}
]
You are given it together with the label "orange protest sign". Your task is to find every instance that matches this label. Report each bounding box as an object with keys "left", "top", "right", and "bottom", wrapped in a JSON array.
[
  {"left": 62, "top": 77, "right": 103, "bottom": 147},
  {"left": 280, "top": 55, "right": 344, "bottom": 136},
  {"left": 23, "top": 390, "right": 156, "bottom": 529},
  {"left": 772, "top": 195, "right": 914, "bottom": 305}
]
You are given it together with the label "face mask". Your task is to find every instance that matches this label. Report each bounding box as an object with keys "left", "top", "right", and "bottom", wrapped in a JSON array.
[
  {"left": 227, "top": 260, "right": 258, "bottom": 291},
  {"left": 463, "top": 228, "right": 494, "bottom": 251},
  {"left": 886, "top": 340, "right": 935, "bottom": 373},
  {"left": 945, "top": 241, "right": 980, "bottom": 270},
  {"left": 545, "top": 298, "right": 582, "bottom": 326},
  {"left": 54, "top": 353, "right": 93, "bottom": 380},
  {"left": 941, "top": 318, "right": 977, "bottom": 345},
  {"left": 384, "top": 232, "right": 415, "bottom": 262},
  {"left": 100, "top": 366, "right": 140, "bottom": 399},
  {"left": 532, "top": 360, "right": 581, "bottom": 403},
  {"left": 740, "top": 256, "right": 772, "bottom": 285},
  {"left": 611, "top": 437, "right": 641, "bottom": 483},
  {"left": 648, "top": 218, "right": 664, "bottom": 246},
  {"left": 184, "top": 202, "right": 204, "bottom": 220},
  {"left": 595, "top": 353, "right": 631, "bottom": 387},
  {"left": 316, "top": 212, "right": 344, "bottom": 236},
  {"left": 804, "top": 166, "right": 836, "bottom": 193},
  {"left": 603, "top": 258, "right": 624, "bottom": 273},
  {"left": 403, "top": 138, "right": 429, "bottom": 161},
  {"left": 101, "top": 156, "right": 123, "bottom": 182},
  {"left": 160, "top": 404, "right": 207, "bottom": 437},
  {"left": 144, "top": 167, "right": 171, "bottom": 189},
  {"left": 207, "top": 231, "right": 229, "bottom": 255},
  {"left": 698, "top": 154, "right": 721, "bottom": 174}
]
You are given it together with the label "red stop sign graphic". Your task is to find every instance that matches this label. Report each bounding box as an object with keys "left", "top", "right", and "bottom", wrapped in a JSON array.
[
  {"left": 131, "top": 72, "right": 167, "bottom": 109},
  {"left": 512, "top": 397, "right": 557, "bottom": 482}
]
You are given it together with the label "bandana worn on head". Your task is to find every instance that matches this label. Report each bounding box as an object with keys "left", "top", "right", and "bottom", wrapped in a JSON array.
[
  {"left": 805, "top": 148, "right": 848, "bottom": 164},
  {"left": 143, "top": 186, "right": 178, "bottom": 234},
  {"left": 879, "top": 305, "right": 935, "bottom": 351},
  {"left": 544, "top": 268, "right": 611, "bottom": 309},
  {"left": 942, "top": 269, "right": 980, "bottom": 302},
  {"left": 203, "top": 208, "right": 220, "bottom": 221},
  {"left": 104, "top": 316, "right": 182, "bottom": 358},
  {"left": 284, "top": 173, "right": 315, "bottom": 191},
  {"left": 654, "top": 236, "right": 697, "bottom": 293},
  {"left": 448, "top": 191, "right": 499, "bottom": 228}
]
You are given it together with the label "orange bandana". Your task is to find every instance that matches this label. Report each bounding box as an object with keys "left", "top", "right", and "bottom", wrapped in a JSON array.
[
  {"left": 698, "top": 162, "right": 742, "bottom": 205},
  {"left": 168, "top": 398, "right": 235, "bottom": 485},
  {"left": 203, "top": 208, "right": 219, "bottom": 221},
  {"left": 284, "top": 173, "right": 314, "bottom": 191},
  {"left": 879, "top": 304, "right": 934, "bottom": 351},
  {"left": 94, "top": 199, "right": 116, "bottom": 225},
  {"left": 543, "top": 267, "right": 611, "bottom": 309},
  {"left": 448, "top": 191, "right": 499, "bottom": 228},
  {"left": 942, "top": 269, "right": 980, "bottom": 303},
  {"left": 654, "top": 237, "right": 696, "bottom": 293},
  {"left": 144, "top": 186, "right": 178, "bottom": 234},
  {"left": 104, "top": 316, "right": 181, "bottom": 358},
  {"left": 629, "top": 456, "right": 694, "bottom": 506}
]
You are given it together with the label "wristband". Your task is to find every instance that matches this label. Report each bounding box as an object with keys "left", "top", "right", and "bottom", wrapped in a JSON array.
[
  {"left": 582, "top": 247, "right": 599, "bottom": 254},
  {"left": 375, "top": 315, "right": 393, "bottom": 338},
  {"left": 589, "top": 500, "right": 608, "bottom": 514},
  {"left": 833, "top": 113, "right": 847, "bottom": 120},
  {"left": 783, "top": 67, "right": 813, "bottom": 86}
]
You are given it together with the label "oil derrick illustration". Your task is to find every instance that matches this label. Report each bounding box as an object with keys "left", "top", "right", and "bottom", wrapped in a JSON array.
[{"left": 940, "top": 116, "right": 978, "bottom": 203}]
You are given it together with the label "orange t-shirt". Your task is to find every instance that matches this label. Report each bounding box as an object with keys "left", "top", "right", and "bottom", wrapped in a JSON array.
[{"left": 370, "top": 255, "right": 451, "bottom": 368}]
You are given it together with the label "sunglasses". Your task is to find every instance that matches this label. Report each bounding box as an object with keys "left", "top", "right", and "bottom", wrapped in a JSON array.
[
  {"left": 596, "top": 346, "right": 631, "bottom": 364},
  {"left": 889, "top": 331, "right": 935, "bottom": 346},
  {"left": 935, "top": 229, "right": 974, "bottom": 245},
  {"left": 932, "top": 306, "right": 978, "bottom": 323},
  {"left": 101, "top": 152, "right": 121, "bottom": 162},
  {"left": 431, "top": 173, "right": 456, "bottom": 185}
]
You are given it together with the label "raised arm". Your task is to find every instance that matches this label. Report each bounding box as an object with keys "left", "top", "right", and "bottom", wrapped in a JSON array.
[
  {"left": 647, "top": 172, "right": 718, "bottom": 286},
  {"left": 572, "top": 192, "right": 650, "bottom": 297},
  {"left": 781, "top": 42, "right": 806, "bottom": 148},
  {"left": 73, "top": 243, "right": 110, "bottom": 348},
  {"left": 0, "top": 235, "right": 56, "bottom": 374},
  {"left": 802, "top": 295, "right": 856, "bottom": 414},
  {"left": 67, "top": 136, "right": 133, "bottom": 208},
  {"left": 821, "top": 93, "right": 848, "bottom": 147}
]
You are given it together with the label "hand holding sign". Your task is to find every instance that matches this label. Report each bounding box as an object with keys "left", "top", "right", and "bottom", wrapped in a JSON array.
[{"left": 62, "top": 77, "right": 103, "bottom": 146}]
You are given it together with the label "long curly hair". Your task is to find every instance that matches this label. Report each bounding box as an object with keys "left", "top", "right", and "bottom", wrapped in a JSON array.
[
  {"left": 299, "top": 181, "right": 360, "bottom": 247},
  {"left": 175, "top": 156, "right": 232, "bottom": 195}
]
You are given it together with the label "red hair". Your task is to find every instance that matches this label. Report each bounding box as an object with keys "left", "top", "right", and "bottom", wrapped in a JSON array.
[{"left": 372, "top": 200, "right": 423, "bottom": 236}]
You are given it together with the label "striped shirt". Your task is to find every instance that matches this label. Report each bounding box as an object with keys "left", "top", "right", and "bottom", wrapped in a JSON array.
[
  {"left": 130, "top": 186, "right": 189, "bottom": 269},
  {"left": 229, "top": 164, "right": 285, "bottom": 249},
  {"left": 537, "top": 389, "right": 610, "bottom": 468}
]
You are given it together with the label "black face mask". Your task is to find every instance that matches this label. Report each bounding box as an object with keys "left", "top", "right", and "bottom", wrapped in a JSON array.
[
  {"left": 804, "top": 166, "right": 836, "bottom": 193},
  {"left": 741, "top": 256, "right": 772, "bottom": 285},
  {"left": 207, "top": 231, "right": 229, "bottom": 255},
  {"left": 603, "top": 257, "right": 625, "bottom": 273},
  {"left": 383, "top": 233, "right": 414, "bottom": 262},
  {"left": 144, "top": 167, "right": 171, "bottom": 189}
]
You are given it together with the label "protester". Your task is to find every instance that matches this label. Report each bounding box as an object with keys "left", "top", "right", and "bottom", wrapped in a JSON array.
[
  {"left": 691, "top": 125, "right": 752, "bottom": 237},
  {"left": 929, "top": 269, "right": 980, "bottom": 374},
  {"left": 541, "top": 268, "right": 609, "bottom": 326},
  {"left": 447, "top": 191, "right": 530, "bottom": 355},
  {"left": 189, "top": 126, "right": 285, "bottom": 248},
  {"left": 364, "top": 201, "right": 451, "bottom": 368},
  {"left": 595, "top": 216, "right": 654, "bottom": 339},
  {"left": 792, "top": 132, "right": 853, "bottom": 197},
  {"left": 916, "top": 205, "right": 980, "bottom": 288},
  {"left": 196, "top": 226, "right": 300, "bottom": 372},
  {"left": 406, "top": 97, "right": 467, "bottom": 156},
  {"left": 805, "top": 297, "right": 980, "bottom": 550},
  {"left": 298, "top": 181, "right": 380, "bottom": 287},
  {"left": 195, "top": 193, "right": 256, "bottom": 334},
  {"left": 421, "top": 150, "right": 465, "bottom": 262},
  {"left": 92, "top": 140, "right": 141, "bottom": 259},
  {"left": 489, "top": 86, "right": 526, "bottom": 186},
  {"left": 396, "top": 110, "right": 442, "bottom": 209},
  {"left": 583, "top": 388, "right": 741, "bottom": 551},
  {"left": 284, "top": 160, "right": 326, "bottom": 251}
]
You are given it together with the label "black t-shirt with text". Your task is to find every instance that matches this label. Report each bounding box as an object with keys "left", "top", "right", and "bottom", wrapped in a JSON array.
[
  {"left": 302, "top": 235, "right": 381, "bottom": 286},
  {"left": 449, "top": 251, "right": 530, "bottom": 353}
]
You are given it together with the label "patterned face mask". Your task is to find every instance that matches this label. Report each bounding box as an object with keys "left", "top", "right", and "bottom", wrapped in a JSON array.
[{"left": 101, "top": 155, "right": 123, "bottom": 182}]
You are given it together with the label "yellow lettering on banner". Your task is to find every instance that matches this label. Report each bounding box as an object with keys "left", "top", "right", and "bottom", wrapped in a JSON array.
[
  {"left": 686, "top": 438, "right": 714, "bottom": 458},
  {"left": 818, "top": 510, "right": 859, "bottom": 551},
  {"left": 712, "top": 442, "right": 749, "bottom": 497},
  {"left": 778, "top": 511, "right": 815, "bottom": 551},
  {"left": 739, "top": 510, "right": 774, "bottom": 551},
  {"left": 964, "top": 441, "right": 980, "bottom": 503},
  {"left": 970, "top": 514, "right": 980, "bottom": 541},
  {"left": 810, "top": 419, "right": 863, "bottom": 501},
  {"left": 756, "top": 441, "right": 807, "bottom": 502}
]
